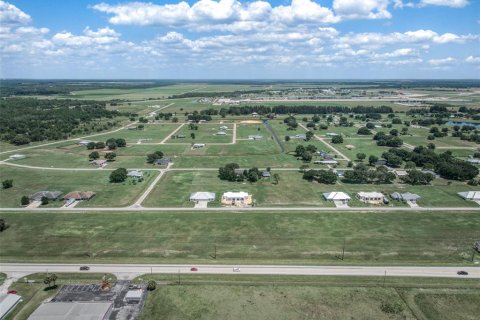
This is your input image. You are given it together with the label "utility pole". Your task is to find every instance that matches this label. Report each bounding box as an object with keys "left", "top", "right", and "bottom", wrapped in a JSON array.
[
  {"left": 214, "top": 245, "right": 217, "bottom": 259},
  {"left": 383, "top": 270, "right": 387, "bottom": 288},
  {"left": 472, "top": 248, "right": 476, "bottom": 262},
  {"left": 178, "top": 269, "right": 180, "bottom": 285},
  {"left": 341, "top": 238, "right": 346, "bottom": 261}
]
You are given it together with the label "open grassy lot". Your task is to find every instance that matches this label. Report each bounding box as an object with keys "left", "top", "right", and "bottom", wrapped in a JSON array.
[
  {"left": 167, "top": 123, "right": 233, "bottom": 144},
  {"left": 91, "top": 123, "right": 181, "bottom": 144},
  {"left": 0, "top": 166, "right": 157, "bottom": 207},
  {"left": 137, "top": 275, "right": 480, "bottom": 320},
  {"left": 139, "top": 285, "right": 414, "bottom": 320},
  {"left": 4, "top": 273, "right": 116, "bottom": 320},
  {"left": 1, "top": 211, "right": 479, "bottom": 265}
]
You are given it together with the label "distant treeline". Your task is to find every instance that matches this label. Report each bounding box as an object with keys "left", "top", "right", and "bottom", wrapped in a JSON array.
[
  {"left": 0, "top": 80, "right": 175, "bottom": 97},
  {"left": 0, "top": 98, "right": 130, "bottom": 145},
  {"left": 218, "top": 105, "right": 393, "bottom": 115}
]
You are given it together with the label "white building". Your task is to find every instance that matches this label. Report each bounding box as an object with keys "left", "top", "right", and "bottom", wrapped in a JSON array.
[
  {"left": 0, "top": 293, "right": 22, "bottom": 320},
  {"left": 216, "top": 131, "right": 227, "bottom": 136},
  {"left": 8, "top": 154, "right": 26, "bottom": 160},
  {"left": 323, "top": 192, "right": 351, "bottom": 204},
  {"left": 192, "top": 143, "right": 206, "bottom": 149},
  {"left": 248, "top": 135, "right": 263, "bottom": 140},
  {"left": 357, "top": 192, "right": 385, "bottom": 204},
  {"left": 221, "top": 191, "right": 252, "bottom": 206},
  {"left": 78, "top": 140, "right": 93, "bottom": 146},
  {"left": 28, "top": 302, "right": 112, "bottom": 320},
  {"left": 190, "top": 192, "right": 216, "bottom": 202},
  {"left": 127, "top": 170, "right": 143, "bottom": 178},
  {"left": 125, "top": 289, "right": 143, "bottom": 304},
  {"left": 458, "top": 191, "right": 480, "bottom": 201}
]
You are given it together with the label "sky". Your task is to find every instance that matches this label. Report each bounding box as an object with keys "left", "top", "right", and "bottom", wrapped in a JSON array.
[{"left": 0, "top": 0, "right": 479, "bottom": 79}]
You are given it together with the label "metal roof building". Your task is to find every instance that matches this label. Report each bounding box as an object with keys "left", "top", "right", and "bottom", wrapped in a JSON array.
[
  {"left": 28, "top": 302, "right": 112, "bottom": 320},
  {"left": 0, "top": 293, "right": 22, "bottom": 320},
  {"left": 190, "top": 192, "right": 216, "bottom": 202}
]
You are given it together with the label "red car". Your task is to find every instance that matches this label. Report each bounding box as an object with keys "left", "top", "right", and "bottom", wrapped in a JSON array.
[
  {"left": 190, "top": 267, "right": 198, "bottom": 272},
  {"left": 7, "top": 290, "right": 17, "bottom": 294}
]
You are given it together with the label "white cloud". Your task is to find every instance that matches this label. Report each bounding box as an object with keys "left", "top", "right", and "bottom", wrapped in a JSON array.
[
  {"left": 465, "top": 56, "right": 480, "bottom": 63},
  {"left": 332, "top": 0, "right": 391, "bottom": 20},
  {"left": 420, "top": 0, "right": 469, "bottom": 8},
  {"left": 52, "top": 27, "right": 120, "bottom": 46},
  {"left": 0, "top": 0, "right": 31, "bottom": 25},
  {"left": 428, "top": 57, "right": 456, "bottom": 65},
  {"left": 271, "top": 0, "right": 338, "bottom": 24}
]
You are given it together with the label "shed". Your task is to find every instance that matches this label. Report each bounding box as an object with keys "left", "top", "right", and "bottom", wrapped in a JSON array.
[
  {"left": 216, "top": 131, "right": 227, "bottom": 136},
  {"left": 125, "top": 289, "right": 143, "bottom": 304},
  {"left": 248, "top": 135, "right": 263, "bottom": 140}
]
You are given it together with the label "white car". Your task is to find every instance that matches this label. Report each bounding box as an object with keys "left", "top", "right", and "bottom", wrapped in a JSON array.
[{"left": 233, "top": 267, "right": 240, "bottom": 272}]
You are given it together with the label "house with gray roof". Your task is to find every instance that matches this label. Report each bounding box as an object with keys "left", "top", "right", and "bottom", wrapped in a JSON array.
[
  {"left": 190, "top": 192, "right": 216, "bottom": 202},
  {"left": 30, "top": 191, "right": 63, "bottom": 202},
  {"left": 457, "top": 191, "right": 480, "bottom": 201},
  {"left": 391, "top": 192, "right": 421, "bottom": 202}
]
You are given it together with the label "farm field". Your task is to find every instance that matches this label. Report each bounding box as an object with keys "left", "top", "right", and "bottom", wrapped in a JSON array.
[
  {"left": 0, "top": 211, "right": 479, "bottom": 265},
  {"left": 0, "top": 166, "right": 157, "bottom": 208}
]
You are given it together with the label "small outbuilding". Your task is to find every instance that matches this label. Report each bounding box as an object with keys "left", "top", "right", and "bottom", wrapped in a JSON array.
[
  {"left": 248, "top": 135, "right": 263, "bottom": 140},
  {"left": 8, "top": 154, "right": 26, "bottom": 161},
  {"left": 192, "top": 143, "right": 206, "bottom": 149},
  {"left": 30, "top": 191, "right": 63, "bottom": 202},
  {"left": 125, "top": 289, "right": 143, "bottom": 304},
  {"left": 216, "top": 131, "right": 227, "bottom": 136},
  {"left": 78, "top": 140, "right": 93, "bottom": 146},
  {"left": 154, "top": 158, "right": 171, "bottom": 166}
]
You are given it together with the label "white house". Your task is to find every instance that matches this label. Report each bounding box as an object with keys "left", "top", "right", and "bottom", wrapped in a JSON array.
[
  {"left": 326, "top": 133, "right": 339, "bottom": 136},
  {"left": 248, "top": 135, "right": 263, "bottom": 140},
  {"left": 190, "top": 192, "right": 216, "bottom": 202},
  {"left": 127, "top": 170, "right": 144, "bottom": 178},
  {"left": 323, "top": 192, "right": 351, "bottom": 204},
  {"left": 221, "top": 191, "right": 252, "bottom": 206},
  {"left": 219, "top": 126, "right": 228, "bottom": 130},
  {"left": 357, "top": 192, "right": 385, "bottom": 204},
  {"left": 216, "top": 131, "right": 227, "bottom": 136},
  {"left": 192, "top": 143, "right": 206, "bottom": 149},
  {"left": 78, "top": 140, "right": 93, "bottom": 146},
  {"left": 458, "top": 191, "right": 480, "bottom": 201}
]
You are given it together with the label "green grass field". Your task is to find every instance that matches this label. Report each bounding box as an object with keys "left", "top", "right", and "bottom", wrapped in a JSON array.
[
  {"left": 1, "top": 211, "right": 479, "bottom": 265},
  {"left": 137, "top": 277, "right": 480, "bottom": 320},
  {"left": 0, "top": 166, "right": 157, "bottom": 207}
]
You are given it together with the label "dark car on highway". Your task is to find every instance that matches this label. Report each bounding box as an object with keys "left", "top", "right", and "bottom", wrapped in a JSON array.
[
  {"left": 79, "top": 266, "right": 90, "bottom": 271},
  {"left": 457, "top": 271, "right": 468, "bottom": 275}
]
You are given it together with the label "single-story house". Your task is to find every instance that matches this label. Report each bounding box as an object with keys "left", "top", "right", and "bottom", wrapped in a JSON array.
[
  {"left": 314, "top": 160, "right": 338, "bottom": 165},
  {"left": 357, "top": 192, "right": 384, "bottom": 204},
  {"left": 219, "top": 126, "right": 228, "bottom": 130},
  {"left": 90, "top": 159, "right": 107, "bottom": 167},
  {"left": 248, "top": 135, "right": 263, "bottom": 140},
  {"left": 0, "top": 293, "right": 22, "bottom": 320},
  {"left": 252, "top": 112, "right": 258, "bottom": 116},
  {"left": 192, "top": 143, "right": 206, "bottom": 149},
  {"left": 375, "top": 159, "right": 387, "bottom": 166},
  {"left": 8, "top": 154, "right": 26, "bottom": 160},
  {"left": 323, "top": 192, "right": 351, "bottom": 203},
  {"left": 457, "top": 191, "right": 480, "bottom": 201},
  {"left": 221, "top": 191, "right": 252, "bottom": 206},
  {"left": 63, "top": 191, "right": 96, "bottom": 201},
  {"left": 261, "top": 171, "right": 271, "bottom": 178},
  {"left": 176, "top": 134, "right": 186, "bottom": 138},
  {"left": 391, "top": 192, "right": 421, "bottom": 202},
  {"left": 30, "top": 191, "right": 63, "bottom": 202},
  {"left": 154, "top": 158, "right": 171, "bottom": 166},
  {"left": 190, "top": 192, "right": 216, "bottom": 202},
  {"left": 335, "top": 170, "right": 345, "bottom": 177},
  {"left": 78, "top": 140, "right": 93, "bottom": 146},
  {"left": 125, "top": 289, "right": 143, "bottom": 304},
  {"left": 127, "top": 170, "right": 143, "bottom": 178},
  {"left": 216, "top": 131, "right": 227, "bottom": 136},
  {"left": 396, "top": 170, "right": 408, "bottom": 177},
  {"left": 326, "top": 132, "right": 339, "bottom": 136}
]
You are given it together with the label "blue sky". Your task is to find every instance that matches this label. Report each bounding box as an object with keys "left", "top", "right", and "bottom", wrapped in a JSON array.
[{"left": 1, "top": 0, "right": 479, "bottom": 79}]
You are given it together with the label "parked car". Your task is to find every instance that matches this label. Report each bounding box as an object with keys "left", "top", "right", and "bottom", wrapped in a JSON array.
[
  {"left": 457, "top": 271, "right": 468, "bottom": 275},
  {"left": 7, "top": 290, "right": 17, "bottom": 294},
  {"left": 79, "top": 266, "right": 90, "bottom": 271}
]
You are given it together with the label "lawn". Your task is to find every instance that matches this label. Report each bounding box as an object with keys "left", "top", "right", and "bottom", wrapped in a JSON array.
[
  {"left": 411, "top": 290, "right": 480, "bottom": 320},
  {"left": 91, "top": 123, "right": 181, "bottom": 144},
  {"left": 1, "top": 211, "right": 479, "bottom": 265},
  {"left": 0, "top": 165, "right": 157, "bottom": 208}
]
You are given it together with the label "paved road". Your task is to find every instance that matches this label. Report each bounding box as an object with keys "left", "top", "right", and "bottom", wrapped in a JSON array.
[
  {"left": 0, "top": 206, "right": 478, "bottom": 213},
  {"left": 1, "top": 263, "right": 478, "bottom": 281}
]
